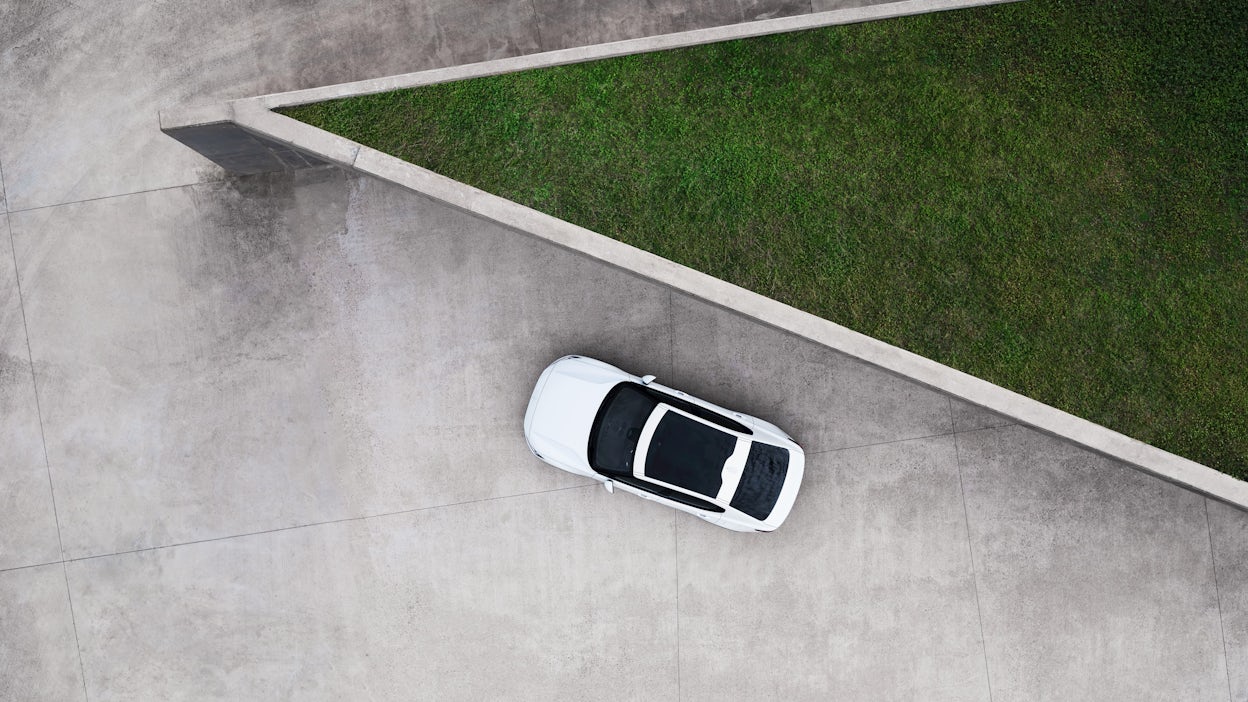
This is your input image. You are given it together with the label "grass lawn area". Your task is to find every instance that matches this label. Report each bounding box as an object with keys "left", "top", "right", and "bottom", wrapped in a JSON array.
[{"left": 283, "top": 0, "right": 1248, "bottom": 479}]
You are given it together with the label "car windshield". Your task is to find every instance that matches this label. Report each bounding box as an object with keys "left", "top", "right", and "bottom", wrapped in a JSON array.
[
  {"left": 589, "top": 384, "right": 659, "bottom": 476},
  {"left": 643, "top": 410, "right": 736, "bottom": 498}
]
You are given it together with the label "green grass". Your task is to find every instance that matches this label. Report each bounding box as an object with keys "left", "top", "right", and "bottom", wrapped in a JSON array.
[{"left": 283, "top": 0, "right": 1248, "bottom": 478}]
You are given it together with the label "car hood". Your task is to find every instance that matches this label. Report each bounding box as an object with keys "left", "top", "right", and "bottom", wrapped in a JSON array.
[{"left": 523, "top": 356, "right": 627, "bottom": 475}]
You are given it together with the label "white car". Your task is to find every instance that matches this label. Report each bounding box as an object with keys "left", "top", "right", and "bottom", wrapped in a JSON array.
[{"left": 523, "top": 355, "right": 805, "bottom": 532}]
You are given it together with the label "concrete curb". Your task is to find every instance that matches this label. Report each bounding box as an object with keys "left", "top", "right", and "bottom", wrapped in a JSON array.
[
  {"left": 252, "top": 0, "right": 1017, "bottom": 110},
  {"left": 162, "top": 1, "right": 1248, "bottom": 512}
]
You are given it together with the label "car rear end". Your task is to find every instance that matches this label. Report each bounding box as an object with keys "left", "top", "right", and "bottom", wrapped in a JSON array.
[{"left": 755, "top": 444, "right": 804, "bottom": 531}]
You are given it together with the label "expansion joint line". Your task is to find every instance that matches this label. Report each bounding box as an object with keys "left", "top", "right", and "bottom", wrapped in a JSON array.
[
  {"left": 4, "top": 190, "right": 91, "bottom": 702},
  {"left": 1203, "top": 499, "right": 1235, "bottom": 701},
  {"left": 950, "top": 398, "right": 995, "bottom": 702},
  {"left": 528, "top": 0, "right": 546, "bottom": 53}
]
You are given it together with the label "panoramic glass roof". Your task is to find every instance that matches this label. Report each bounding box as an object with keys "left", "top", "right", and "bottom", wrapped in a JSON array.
[{"left": 643, "top": 410, "right": 736, "bottom": 498}]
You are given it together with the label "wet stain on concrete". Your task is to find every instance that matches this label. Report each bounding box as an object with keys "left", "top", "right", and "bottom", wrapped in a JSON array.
[
  {"left": 0, "top": 0, "right": 73, "bottom": 56},
  {"left": 0, "top": 350, "right": 28, "bottom": 406},
  {"left": 179, "top": 167, "right": 352, "bottom": 359},
  {"left": 251, "top": 0, "right": 542, "bottom": 94}
]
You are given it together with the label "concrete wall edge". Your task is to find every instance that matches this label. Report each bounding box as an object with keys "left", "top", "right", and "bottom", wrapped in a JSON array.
[{"left": 255, "top": 0, "right": 1019, "bottom": 110}]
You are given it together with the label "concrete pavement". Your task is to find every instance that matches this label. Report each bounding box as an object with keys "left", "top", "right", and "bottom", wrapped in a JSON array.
[{"left": 2, "top": 1, "right": 1245, "bottom": 700}]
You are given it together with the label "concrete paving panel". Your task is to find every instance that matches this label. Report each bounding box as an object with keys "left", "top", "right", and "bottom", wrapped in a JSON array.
[
  {"left": 531, "top": 0, "right": 811, "bottom": 50},
  {"left": 0, "top": 564, "right": 85, "bottom": 702},
  {"left": 0, "top": 220, "right": 60, "bottom": 570},
  {"left": 676, "top": 436, "right": 990, "bottom": 701},
  {"left": 0, "top": 0, "right": 540, "bottom": 211},
  {"left": 1209, "top": 498, "right": 1248, "bottom": 702},
  {"left": 670, "top": 293, "right": 953, "bottom": 452},
  {"left": 10, "top": 171, "right": 672, "bottom": 559},
  {"left": 67, "top": 485, "right": 678, "bottom": 701},
  {"left": 957, "top": 425, "right": 1229, "bottom": 702}
]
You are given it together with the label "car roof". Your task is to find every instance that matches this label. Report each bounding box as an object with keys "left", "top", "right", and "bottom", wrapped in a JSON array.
[{"left": 640, "top": 407, "right": 738, "bottom": 498}]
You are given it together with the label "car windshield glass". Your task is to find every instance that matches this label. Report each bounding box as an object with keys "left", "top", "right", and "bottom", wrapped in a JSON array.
[
  {"left": 589, "top": 384, "right": 659, "bottom": 476},
  {"left": 644, "top": 411, "right": 735, "bottom": 497}
]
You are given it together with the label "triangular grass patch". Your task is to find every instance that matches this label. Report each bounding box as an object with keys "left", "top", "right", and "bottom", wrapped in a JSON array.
[{"left": 284, "top": 0, "right": 1248, "bottom": 478}]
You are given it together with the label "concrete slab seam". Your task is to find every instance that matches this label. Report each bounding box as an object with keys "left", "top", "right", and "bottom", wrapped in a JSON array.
[
  {"left": 0, "top": 558, "right": 64, "bottom": 575},
  {"left": 169, "top": 5, "right": 1247, "bottom": 514},
  {"left": 1204, "top": 499, "right": 1236, "bottom": 701},
  {"left": 3, "top": 181, "right": 209, "bottom": 217},
  {"left": 60, "top": 561, "right": 89, "bottom": 702},
  {"left": 806, "top": 429, "right": 959, "bottom": 457},
  {"left": 9, "top": 210, "right": 91, "bottom": 700},
  {"left": 527, "top": 0, "right": 547, "bottom": 54},
  {"left": 56, "top": 484, "right": 597, "bottom": 567},
  {"left": 950, "top": 400, "right": 996, "bottom": 702},
  {"left": 4, "top": 214, "right": 65, "bottom": 562}
]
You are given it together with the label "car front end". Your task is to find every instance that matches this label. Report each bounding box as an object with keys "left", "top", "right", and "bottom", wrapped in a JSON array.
[{"left": 523, "top": 355, "right": 632, "bottom": 479}]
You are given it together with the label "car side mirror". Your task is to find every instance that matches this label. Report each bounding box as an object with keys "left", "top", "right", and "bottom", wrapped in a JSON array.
[
  {"left": 603, "top": 480, "right": 615, "bottom": 494},
  {"left": 640, "top": 374, "right": 656, "bottom": 385}
]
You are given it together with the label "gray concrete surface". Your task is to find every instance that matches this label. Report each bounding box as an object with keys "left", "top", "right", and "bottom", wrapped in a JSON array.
[
  {"left": 6, "top": 168, "right": 1244, "bottom": 700},
  {"left": 0, "top": 564, "right": 84, "bottom": 701},
  {"left": 2, "top": 0, "right": 925, "bottom": 214},
  {"left": 2, "top": 1, "right": 1246, "bottom": 700},
  {"left": 677, "top": 435, "right": 990, "bottom": 701},
  {"left": 1210, "top": 499, "right": 1248, "bottom": 701},
  {"left": 530, "top": 0, "right": 810, "bottom": 49},
  {"left": 10, "top": 170, "right": 667, "bottom": 559},
  {"left": 67, "top": 487, "right": 679, "bottom": 701},
  {"left": 950, "top": 399, "right": 1013, "bottom": 433},
  {"left": 814, "top": 0, "right": 902, "bottom": 10},
  {"left": 0, "top": 219, "right": 60, "bottom": 572},
  {"left": 0, "top": 0, "right": 531, "bottom": 212},
  {"left": 958, "top": 426, "right": 1231, "bottom": 701},
  {"left": 668, "top": 292, "right": 956, "bottom": 452}
]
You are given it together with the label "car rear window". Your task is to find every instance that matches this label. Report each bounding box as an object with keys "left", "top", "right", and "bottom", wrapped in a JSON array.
[
  {"left": 644, "top": 410, "right": 736, "bottom": 497},
  {"left": 730, "top": 443, "right": 789, "bottom": 520},
  {"left": 589, "top": 384, "right": 658, "bottom": 476}
]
